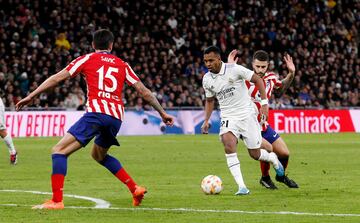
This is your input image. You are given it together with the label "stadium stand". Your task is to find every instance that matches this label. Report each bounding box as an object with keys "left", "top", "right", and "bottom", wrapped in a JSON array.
[{"left": 0, "top": 0, "right": 358, "bottom": 110}]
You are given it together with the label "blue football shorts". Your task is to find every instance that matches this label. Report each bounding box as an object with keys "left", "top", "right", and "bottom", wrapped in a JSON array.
[
  {"left": 68, "top": 112, "right": 122, "bottom": 148},
  {"left": 261, "top": 125, "right": 280, "bottom": 144}
]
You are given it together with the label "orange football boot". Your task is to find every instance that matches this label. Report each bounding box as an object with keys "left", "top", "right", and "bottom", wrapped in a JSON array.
[
  {"left": 132, "top": 185, "right": 147, "bottom": 206},
  {"left": 32, "top": 200, "right": 64, "bottom": 210}
]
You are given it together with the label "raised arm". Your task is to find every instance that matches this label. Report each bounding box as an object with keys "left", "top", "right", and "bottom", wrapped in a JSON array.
[
  {"left": 227, "top": 49, "right": 239, "bottom": 64},
  {"left": 279, "top": 53, "right": 295, "bottom": 95},
  {"left": 15, "top": 69, "right": 70, "bottom": 111},
  {"left": 201, "top": 97, "right": 215, "bottom": 134},
  {"left": 132, "top": 81, "right": 174, "bottom": 126}
]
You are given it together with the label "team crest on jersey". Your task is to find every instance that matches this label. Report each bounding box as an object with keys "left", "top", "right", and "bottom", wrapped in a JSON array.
[{"left": 210, "top": 85, "right": 214, "bottom": 89}]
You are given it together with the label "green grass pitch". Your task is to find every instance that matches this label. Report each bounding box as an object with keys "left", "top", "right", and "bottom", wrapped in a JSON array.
[{"left": 0, "top": 133, "right": 359, "bottom": 223}]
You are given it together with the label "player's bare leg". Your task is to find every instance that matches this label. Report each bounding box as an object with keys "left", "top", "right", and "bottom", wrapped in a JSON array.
[
  {"left": 92, "top": 144, "right": 147, "bottom": 206},
  {"left": 247, "top": 147, "right": 285, "bottom": 178},
  {"left": 272, "top": 137, "right": 299, "bottom": 188},
  {"left": 32, "top": 133, "right": 82, "bottom": 209},
  {"left": 261, "top": 139, "right": 273, "bottom": 152},
  {"left": 221, "top": 132, "right": 249, "bottom": 195},
  {"left": 272, "top": 137, "right": 289, "bottom": 159}
]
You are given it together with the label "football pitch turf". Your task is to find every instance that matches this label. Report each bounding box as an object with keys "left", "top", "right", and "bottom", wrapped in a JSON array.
[{"left": 0, "top": 133, "right": 359, "bottom": 223}]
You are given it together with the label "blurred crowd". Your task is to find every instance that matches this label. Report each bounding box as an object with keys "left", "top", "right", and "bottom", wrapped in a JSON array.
[{"left": 0, "top": 0, "right": 359, "bottom": 110}]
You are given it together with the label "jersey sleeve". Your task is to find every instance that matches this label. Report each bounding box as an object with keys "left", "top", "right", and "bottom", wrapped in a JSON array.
[
  {"left": 234, "top": 64, "right": 253, "bottom": 81},
  {"left": 267, "top": 72, "right": 283, "bottom": 89},
  {"left": 65, "top": 54, "right": 91, "bottom": 77},
  {"left": 202, "top": 76, "right": 215, "bottom": 98},
  {"left": 124, "top": 63, "right": 140, "bottom": 86}
]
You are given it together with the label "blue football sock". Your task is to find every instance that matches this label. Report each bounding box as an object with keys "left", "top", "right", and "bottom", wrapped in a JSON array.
[
  {"left": 52, "top": 154, "right": 68, "bottom": 175},
  {"left": 100, "top": 155, "right": 122, "bottom": 174}
]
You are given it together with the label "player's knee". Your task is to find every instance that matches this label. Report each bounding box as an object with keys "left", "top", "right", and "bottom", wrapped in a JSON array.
[
  {"left": 248, "top": 149, "right": 260, "bottom": 160},
  {"left": 51, "top": 144, "right": 64, "bottom": 154},
  {"left": 261, "top": 141, "right": 272, "bottom": 152},
  {"left": 250, "top": 153, "right": 260, "bottom": 160}
]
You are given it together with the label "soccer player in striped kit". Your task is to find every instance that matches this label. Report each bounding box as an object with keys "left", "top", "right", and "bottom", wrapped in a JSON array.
[
  {"left": 16, "top": 29, "right": 174, "bottom": 209},
  {"left": 228, "top": 49, "right": 298, "bottom": 189}
]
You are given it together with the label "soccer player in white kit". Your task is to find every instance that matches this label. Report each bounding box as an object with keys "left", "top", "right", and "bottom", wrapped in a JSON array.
[
  {"left": 228, "top": 49, "right": 298, "bottom": 189},
  {"left": 201, "top": 46, "right": 284, "bottom": 195},
  {"left": 0, "top": 95, "right": 18, "bottom": 164}
]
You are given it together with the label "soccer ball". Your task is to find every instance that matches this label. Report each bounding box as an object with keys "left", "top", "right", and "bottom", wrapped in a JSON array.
[{"left": 201, "top": 175, "right": 223, "bottom": 195}]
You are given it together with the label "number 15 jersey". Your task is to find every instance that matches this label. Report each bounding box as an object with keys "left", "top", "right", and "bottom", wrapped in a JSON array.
[{"left": 65, "top": 52, "right": 140, "bottom": 120}]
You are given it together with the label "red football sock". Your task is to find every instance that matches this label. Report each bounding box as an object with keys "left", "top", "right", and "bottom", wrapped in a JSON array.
[
  {"left": 260, "top": 161, "right": 270, "bottom": 177},
  {"left": 51, "top": 174, "right": 65, "bottom": 202},
  {"left": 115, "top": 168, "right": 137, "bottom": 193}
]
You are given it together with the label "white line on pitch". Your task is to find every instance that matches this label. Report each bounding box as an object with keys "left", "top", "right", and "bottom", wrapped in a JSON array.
[
  {"left": 0, "top": 204, "right": 359, "bottom": 217},
  {"left": 0, "top": 189, "right": 110, "bottom": 208}
]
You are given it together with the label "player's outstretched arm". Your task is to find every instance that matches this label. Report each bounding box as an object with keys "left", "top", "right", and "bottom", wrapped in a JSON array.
[
  {"left": 201, "top": 97, "right": 215, "bottom": 134},
  {"left": 279, "top": 53, "right": 295, "bottom": 95},
  {"left": 15, "top": 69, "right": 70, "bottom": 111},
  {"left": 132, "top": 81, "right": 174, "bottom": 126}
]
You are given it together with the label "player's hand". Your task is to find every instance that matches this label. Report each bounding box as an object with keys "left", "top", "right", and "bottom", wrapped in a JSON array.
[
  {"left": 160, "top": 113, "right": 174, "bottom": 126},
  {"left": 227, "top": 49, "right": 239, "bottom": 64},
  {"left": 259, "top": 104, "right": 269, "bottom": 122},
  {"left": 15, "top": 96, "right": 33, "bottom": 111},
  {"left": 284, "top": 53, "right": 295, "bottom": 74},
  {"left": 201, "top": 120, "right": 210, "bottom": 134}
]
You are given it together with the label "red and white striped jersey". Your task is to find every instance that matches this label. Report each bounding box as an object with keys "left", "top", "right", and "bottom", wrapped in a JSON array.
[
  {"left": 65, "top": 52, "right": 140, "bottom": 120},
  {"left": 245, "top": 72, "right": 282, "bottom": 130}
]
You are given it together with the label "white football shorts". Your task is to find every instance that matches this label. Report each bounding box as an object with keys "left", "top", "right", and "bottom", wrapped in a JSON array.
[{"left": 219, "top": 114, "right": 262, "bottom": 149}]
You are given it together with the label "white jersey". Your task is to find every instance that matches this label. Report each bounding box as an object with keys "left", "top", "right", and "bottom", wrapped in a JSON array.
[{"left": 202, "top": 62, "right": 255, "bottom": 120}]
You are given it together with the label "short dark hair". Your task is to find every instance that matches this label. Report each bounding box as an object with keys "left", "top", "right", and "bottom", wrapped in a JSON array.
[
  {"left": 204, "top": 46, "right": 221, "bottom": 55},
  {"left": 92, "top": 29, "right": 114, "bottom": 50},
  {"left": 253, "top": 50, "right": 269, "bottom": 62}
]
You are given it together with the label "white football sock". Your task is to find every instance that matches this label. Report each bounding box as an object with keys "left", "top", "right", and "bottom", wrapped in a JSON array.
[
  {"left": 3, "top": 134, "right": 16, "bottom": 155},
  {"left": 258, "top": 149, "right": 279, "bottom": 169},
  {"left": 225, "top": 153, "right": 246, "bottom": 188}
]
